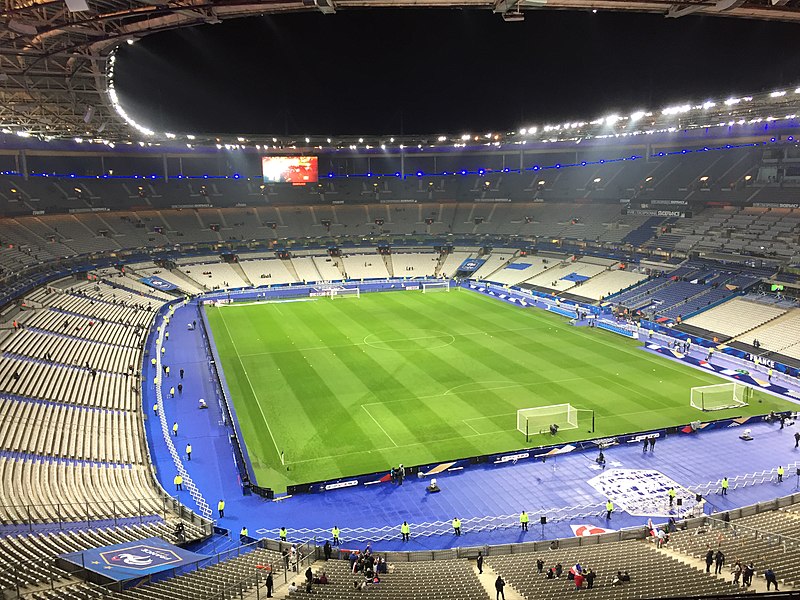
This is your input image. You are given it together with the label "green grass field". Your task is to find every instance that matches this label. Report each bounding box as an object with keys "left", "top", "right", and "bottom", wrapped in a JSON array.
[{"left": 205, "top": 290, "right": 795, "bottom": 491}]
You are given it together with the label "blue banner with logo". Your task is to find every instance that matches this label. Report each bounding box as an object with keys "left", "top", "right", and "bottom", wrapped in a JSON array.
[
  {"left": 59, "top": 537, "right": 207, "bottom": 581},
  {"left": 458, "top": 258, "right": 486, "bottom": 272},
  {"left": 139, "top": 276, "right": 178, "bottom": 292}
]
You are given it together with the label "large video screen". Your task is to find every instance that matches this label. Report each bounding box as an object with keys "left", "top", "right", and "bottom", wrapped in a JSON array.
[{"left": 261, "top": 156, "right": 318, "bottom": 185}]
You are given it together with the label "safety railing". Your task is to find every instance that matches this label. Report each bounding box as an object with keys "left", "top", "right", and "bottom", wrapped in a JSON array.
[{"left": 0, "top": 495, "right": 206, "bottom": 532}]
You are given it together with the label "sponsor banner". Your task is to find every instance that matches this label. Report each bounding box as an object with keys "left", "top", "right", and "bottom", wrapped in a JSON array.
[
  {"left": 622, "top": 209, "right": 689, "bottom": 217},
  {"left": 649, "top": 199, "right": 688, "bottom": 206},
  {"left": 753, "top": 202, "right": 799, "bottom": 209},
  {"left": 139, "top": 276, "right": 178, "bottom": 292},
  {"left": 68, "top": 207, "right": 110, "bottom": 213},
  {"left": 59, "top": 537, "right": 207, "bottom": 581},
  {"left": 457, "top": 258, "right": 486, "bottom": 273},
  {"left": 324, "top": 480, "right": 358, "bottom": 491}
]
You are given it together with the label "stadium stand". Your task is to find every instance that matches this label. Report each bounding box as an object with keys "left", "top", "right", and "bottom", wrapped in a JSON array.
[
  {"left": 288, "top": 557, "right": 486, "bottom": 600},
  {"left": 736, "top": 308, "right": 800, "bottom": 358},
  {"left": 487, "top": 539, "right": 747, "bottom": 599},
  {"left": 110, "top": 546, "right": 284, "bottom": 600},
  {"left": 482, "top": 256, "right": 557, "bottom": 286},
  {"left": 341, "top": 254, "right": 390, "bottom": 280},
  {"left": 566, "top": 269, "right": 648, "bottom": 301},
  {"left": 2, "top": 138, "right": 800, "bottom": 600},
  {"left": 669, "top": 510, "right": 800, "bottom": 589},
  {"left": 238, "top": 258, "right": 298, "bottom": 286},
  {"left": 684, "top": 297, "right": 787, "bottom": 340},
  {"left": 390, "top": 252, "right": 439, "bottom": 278},
  {"left": 291, "top": 255, "right": 324, "bottom": 283}
]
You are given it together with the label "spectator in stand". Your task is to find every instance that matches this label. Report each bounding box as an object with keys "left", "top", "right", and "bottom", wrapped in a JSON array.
[
  {"left": 732, "top": 561, "right": 742, "bottom": 586},
  {"left": 714, "top": 550, "right": 725, "bottom": 574},
  {"left": 743, "top": 562, "right": 754, "bottom": 587},
  {"left": 765, "top": 568, "right": 779, "bottom": 591},
  {"left": 585, "top": 569, "right": 596, "bottom": 589},
  {"left": 495, "top": 575, "right": 506, "bottom": 600},
  {"left": 574, "top": 570, "right": 584, "bottom": 589}
]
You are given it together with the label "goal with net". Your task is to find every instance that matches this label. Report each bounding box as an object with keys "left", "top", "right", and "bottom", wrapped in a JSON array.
[
  {"left": 330, "top": 286, "right": 360, "bottom": 299},
  {"left": 690, "top": 382, "right": 751, "bottom": 411},
  {"left": 517, "top": 403, "right": 584, "bottom": 442},
  {"left": 422, "top": 280, "right": 450, "bottom": 293}
]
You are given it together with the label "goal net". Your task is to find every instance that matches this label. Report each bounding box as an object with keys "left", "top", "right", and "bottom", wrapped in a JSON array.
[
  {"left": 517, "top": 403, "right": 579, "bottom": 439},
  {"left": 422, "top": 281, "right": 450, "bottom": 293},
  {"left": 330, "top": 286, "right": 360, "bottom": 299},
  {"left": 690, "top": 382, "right": 751, "bottom": 411}
]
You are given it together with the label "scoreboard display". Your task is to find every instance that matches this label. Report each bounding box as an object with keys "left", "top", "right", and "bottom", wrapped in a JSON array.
[{"left": 261, "top": 156, "right": 318, "bottom": 185}]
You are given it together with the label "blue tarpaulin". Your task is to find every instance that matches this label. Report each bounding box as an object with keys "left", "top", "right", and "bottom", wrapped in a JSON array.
[
  {"left": 560, "top": 272, "right": 590, "bottom": 282},
  {"left": 457, "top": 259, "right": 486, "bottom": 273},
  {"left": 59, "top": 537, "right": 207, "bottom": 581},
  {"left": 139, "top": 276, "right": 178, "bottom": 292}
]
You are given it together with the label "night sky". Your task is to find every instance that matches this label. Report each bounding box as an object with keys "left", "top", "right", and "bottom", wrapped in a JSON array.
[{"left": 113, "top": 9, "right": 800, "bottom": 136}]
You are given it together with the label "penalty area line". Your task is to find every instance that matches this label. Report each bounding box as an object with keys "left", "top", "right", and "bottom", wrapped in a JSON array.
[{"left": 361, "top": 404, "right": 399, "bottom": 447}]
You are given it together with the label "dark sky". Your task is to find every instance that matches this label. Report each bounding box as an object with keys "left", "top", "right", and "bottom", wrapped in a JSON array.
[{"left": 113, "top": 9, "right": 800, "bottom": 136}]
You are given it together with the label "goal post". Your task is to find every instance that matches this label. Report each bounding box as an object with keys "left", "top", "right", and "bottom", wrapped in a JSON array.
[
  {"left": 329, "top": 287, "right": 360, "bottom": 299},
  {"left": 422, "top": 280, "right": 450, "bottom": 293},
  {"left": 517, "top": 403, "right": 583, "bottom": 442},
  {"left": 690, "top": 382, "right": 751, "bottom": 411}
]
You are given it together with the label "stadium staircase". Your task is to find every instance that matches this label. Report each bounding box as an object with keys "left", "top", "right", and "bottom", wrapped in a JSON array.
[
  {"left": 434, "top": 253, "right": 448, "bottom": 278},
  {"left": 382, "top": 254, "right": 394, "bottom": 277},
  {"left": 281, "top": 259, "right": 301, "bottom": 284},
  {"left": 167, "top": 268, "right": 207, "bottom": 293},
  {"left": 231, "top": 261, "right": 254, "bottom": 287},
  {"left": 475, "top": 564, "right": 525, "bottom": 600}
]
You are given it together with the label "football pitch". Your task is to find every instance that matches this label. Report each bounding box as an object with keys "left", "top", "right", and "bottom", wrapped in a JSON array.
[{"left": 205, "top": 289, "right": 794, "bottom": 491}]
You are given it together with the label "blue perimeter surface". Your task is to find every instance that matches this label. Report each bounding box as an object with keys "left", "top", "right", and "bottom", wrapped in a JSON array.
[{"left": 141, "top": 297, "right": 800, "bottom": 553}]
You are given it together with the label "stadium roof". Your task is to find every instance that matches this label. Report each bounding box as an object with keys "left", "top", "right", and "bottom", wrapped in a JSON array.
[{"left": 2, "top": 0, "right": 800, "bottom": 146}]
